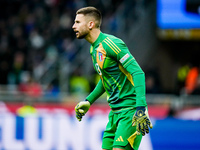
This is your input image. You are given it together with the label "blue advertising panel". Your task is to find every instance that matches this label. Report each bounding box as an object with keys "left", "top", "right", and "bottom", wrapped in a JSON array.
[
  {"left": 150, "top": 118, "right": 200, "bottom": 150},
  {"left": 157, "top": 0, "right": 200, "bottom": 29}
]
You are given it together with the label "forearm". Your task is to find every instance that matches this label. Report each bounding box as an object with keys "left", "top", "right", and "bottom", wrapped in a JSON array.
[
  {"left": 125, "top": 61, "right": 147, "bottom": 107},
  {"left": 86, "top": 79, "right": 105, "bottom": 104},
  {"left": 132, "top": 73, "right": 147, "bottom": 107}
]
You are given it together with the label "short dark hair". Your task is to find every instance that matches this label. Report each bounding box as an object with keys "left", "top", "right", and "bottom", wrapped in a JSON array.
[{"left": 76, "top": 6, "right": 102, "bottom": 28}]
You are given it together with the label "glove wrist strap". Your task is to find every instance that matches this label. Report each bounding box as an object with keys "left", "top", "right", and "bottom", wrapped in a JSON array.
[
  {"left": 136, "top": 106, "right": 145, "bottom": 111},
  {"left": 85, "top": 99, "right": 91, "bottom": 105}
]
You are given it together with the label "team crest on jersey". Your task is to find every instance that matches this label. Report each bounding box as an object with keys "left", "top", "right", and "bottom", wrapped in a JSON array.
[{"left": 98, "top": 52, "right": 103, "bottom": 61}]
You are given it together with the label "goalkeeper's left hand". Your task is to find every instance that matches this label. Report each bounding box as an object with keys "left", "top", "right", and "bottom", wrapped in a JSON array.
[
  {"left": 75, "top": 100, "right": 90, "bottom": 121},
  {"left": 132, "top": 106, "right": 153, "bottom": 136}
]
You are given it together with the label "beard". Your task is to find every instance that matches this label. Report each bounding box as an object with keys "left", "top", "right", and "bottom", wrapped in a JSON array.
[{"left": 76, "top": 28, "right": 89, "bottom": 39}]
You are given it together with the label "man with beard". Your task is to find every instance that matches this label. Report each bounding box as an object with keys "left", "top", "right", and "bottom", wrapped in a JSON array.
[{"left": 72, "top": 6, "right": 152, "bottom": 150}]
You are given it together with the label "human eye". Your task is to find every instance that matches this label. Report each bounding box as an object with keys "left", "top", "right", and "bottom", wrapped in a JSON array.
[{"left": 75, "top": 20, "right": 80, "bottom": 23}]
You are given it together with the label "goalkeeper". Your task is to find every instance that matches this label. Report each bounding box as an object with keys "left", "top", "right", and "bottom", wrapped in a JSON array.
[{"left": 73, "top": 6, "right": 153, "bottom": 150}]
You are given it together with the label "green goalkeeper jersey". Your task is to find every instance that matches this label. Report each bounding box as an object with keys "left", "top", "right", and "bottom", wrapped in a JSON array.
[{"left": 86, "top": 32, "right": 147, "bottom": 111}]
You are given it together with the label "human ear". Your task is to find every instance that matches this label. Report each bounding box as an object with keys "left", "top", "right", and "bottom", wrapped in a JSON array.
[{"left": 88, "top": 21, "right": 95, "bottom": 30}]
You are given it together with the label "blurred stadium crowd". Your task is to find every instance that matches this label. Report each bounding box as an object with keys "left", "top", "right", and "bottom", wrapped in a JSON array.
[{"left": 0, "top": 0, "right": 199, "bottom": 102}]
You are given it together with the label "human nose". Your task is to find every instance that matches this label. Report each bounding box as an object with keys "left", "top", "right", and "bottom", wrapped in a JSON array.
[{"left": 72, "top": 23, "right": 76, "bottom": 29}]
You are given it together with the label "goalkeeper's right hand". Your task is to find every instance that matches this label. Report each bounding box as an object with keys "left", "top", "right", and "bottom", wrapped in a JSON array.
[{"left": 75, "top": 100, "right": 90, "bottom": 121}]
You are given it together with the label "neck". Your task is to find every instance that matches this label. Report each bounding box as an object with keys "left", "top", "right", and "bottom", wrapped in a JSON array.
[{"left": 85, "top": 28, "right": 101, "bottom": 44}]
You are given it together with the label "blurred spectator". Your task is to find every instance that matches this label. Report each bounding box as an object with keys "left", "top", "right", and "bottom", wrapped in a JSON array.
[
  {"left": 29, "top": 29, "right": 45, "bottom": 50},
  {"left": 191, "top": 75, "right": 200, "bottom": 95},
  {"left": 184, "top": 66, "right": 199, "bottom": 95},
  {"left": 62, "top": 38, "right": 77, "bottom": 62},
  {"left": 24, "top": 13, "right": 35, "bottom": 35},
  {"left": 146, "top": 75, "right": 160, "bottom": 94},
  {"left": 8, "top": 51, "right": 25, "bottom": 85},
  {"left": 18, "top": 71, "right": 31, "bottom": 93},
  {"left": 45, "top": 45, "right": 58, "bottom": 64},
  {"left": 176, "top": 63, "right": 190, "bottom": 94},
  {"left": 0, "top": 23, "right": 12, "bottom": 84},
  {"left": 17, "top": 74, "right": 41, "bottom": 117},
  {"left": 25, "top": 78, "right": 43, "bottom": 100},
  {"left": 0, "top": 61, "right": 10, "bottom": 85},
  {"left": 145, "top": 69, "right": 161, "bottom": 94},
  {"left": 69, "top": 68, "right": 90, "bottom": 98},
  {"left": 44, "top": 80, "right": 60, "bottom": 99},
  {"left": 59, "top": 9, "right": 73, "bottom": 30},
  {"left": 18, "top": 75, "right": 43, "bottom": 102}
]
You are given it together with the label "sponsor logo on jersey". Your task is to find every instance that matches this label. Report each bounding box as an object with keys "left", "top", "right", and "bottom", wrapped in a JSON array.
[
  {"left": 98, "top": 52, "right": 103, "bottom": 61},
  {"left": 120, "top": 53, "right": 130, "bottom": 63},
  {"left": 95, "top": 63, "right": 102, "bottom": 75}
]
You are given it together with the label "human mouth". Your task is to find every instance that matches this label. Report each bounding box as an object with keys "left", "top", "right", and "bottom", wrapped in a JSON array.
[{"left": 74, "top": 31, "right": 79, "bottom": 37}]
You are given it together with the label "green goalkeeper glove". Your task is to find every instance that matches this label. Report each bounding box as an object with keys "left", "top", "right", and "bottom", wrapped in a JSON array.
[
  {"left": 132, "top": 106, "right": 153, "bottom": 136},
  {"left": 75, "top": 100, "right": 90, "bottom": 121}
]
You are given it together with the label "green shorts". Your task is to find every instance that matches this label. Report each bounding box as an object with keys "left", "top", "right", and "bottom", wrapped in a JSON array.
[{"left": 102, "top": 108, "right": 142, "bottom": 150}]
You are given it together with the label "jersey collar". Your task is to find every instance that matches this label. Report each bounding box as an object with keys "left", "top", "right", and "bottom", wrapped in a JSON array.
[{"left": 92, "top": 32, "right": 103, "bottom": 47}]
